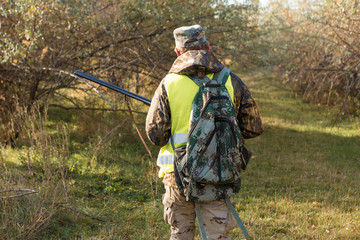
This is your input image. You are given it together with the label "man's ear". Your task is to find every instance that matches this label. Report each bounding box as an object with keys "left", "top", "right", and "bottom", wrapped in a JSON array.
[{"left": 175, "top": 48, "right": 181, "bottom": 57}]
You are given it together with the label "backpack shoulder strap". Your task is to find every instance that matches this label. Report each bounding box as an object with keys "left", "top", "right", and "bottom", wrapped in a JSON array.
[
  {"left": 195, "top": 203, "right": 208, "bottom": 240},
  {"left": 187, "top": 67, "right": 230, "bottom": 87},
  {"left": 189, "top": 68, "right": 230, "bottom": 86},
  {"left": 187, "top": 75, "right": 211, "bottom": 87},
  {"left": 226, "top": 198, "right": 250, "bottom": 239},
  {"left": 186, "top": 68, "right": 231, "bottom": 86},
  {"left": 217, "top": 67, "right": 231, "bottom": 85}
]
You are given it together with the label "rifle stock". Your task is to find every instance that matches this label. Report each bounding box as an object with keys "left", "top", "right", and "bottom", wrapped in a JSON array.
[{"left": 74, "top": 71, "right": 151, "bottom": 106}]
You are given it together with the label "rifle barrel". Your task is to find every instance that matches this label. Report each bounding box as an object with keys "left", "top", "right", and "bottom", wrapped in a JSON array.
[{"left": 74, "top": 71, "right": 151, "bottom": 106}]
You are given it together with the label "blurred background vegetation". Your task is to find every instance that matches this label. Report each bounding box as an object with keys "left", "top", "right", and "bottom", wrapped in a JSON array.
[
  {"left": 0, "top": 0, "right": 359, "bottom": 239},
  {"left": 1, "top": 0, "right": 359, "bottom": 144}
]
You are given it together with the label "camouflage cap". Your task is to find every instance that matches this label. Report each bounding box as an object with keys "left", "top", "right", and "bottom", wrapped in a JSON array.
[{"left": 173, "top": 25, "right": 207, "bottom": 49}]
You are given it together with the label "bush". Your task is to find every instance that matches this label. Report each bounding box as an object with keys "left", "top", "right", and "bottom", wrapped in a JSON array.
[
  {"left": 262, "top": 0, "right": 360, "bottom": 115},
  {"left": 0, "top": 106, "right": 72, "bottom": 239}
]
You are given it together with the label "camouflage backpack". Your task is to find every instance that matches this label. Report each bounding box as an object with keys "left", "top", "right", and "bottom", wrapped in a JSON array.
[{"left": 172, "top": 67, "right": 250, "bottom": 202}]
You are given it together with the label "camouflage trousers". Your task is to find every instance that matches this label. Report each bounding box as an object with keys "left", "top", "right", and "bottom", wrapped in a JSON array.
[{"left": 162, "top": 173, "right": 237, "bottom": 240}]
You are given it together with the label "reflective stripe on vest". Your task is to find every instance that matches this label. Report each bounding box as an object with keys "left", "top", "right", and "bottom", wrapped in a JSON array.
[
  {"left": 157, "top": 72, "right": 234, "bottom": 178},
  {"left": 157, "top": 154, "right": 174, "bottom": 165},
  {"left": 169, "top": 133, "right": 188, "bottom": 144},
  {"left": 156, "top": 134, "right": 187, "bottom": 165}
]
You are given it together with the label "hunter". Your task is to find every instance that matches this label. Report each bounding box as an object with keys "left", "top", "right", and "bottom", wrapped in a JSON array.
[{"left": 146, "top": 25, "right": 263, "bottom": 240}]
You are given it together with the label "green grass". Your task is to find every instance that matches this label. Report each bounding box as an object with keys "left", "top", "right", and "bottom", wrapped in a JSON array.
[
  {"left": 1, "top": 70, "right": 359, "bottom": 239},
  {"left": 233, "top": 72, "right": 360, "bottom": 239}
]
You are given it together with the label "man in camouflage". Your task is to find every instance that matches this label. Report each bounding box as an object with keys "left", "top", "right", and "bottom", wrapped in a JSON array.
[{"left": 146, "top": 25, "right": 263, "bottom": 240}]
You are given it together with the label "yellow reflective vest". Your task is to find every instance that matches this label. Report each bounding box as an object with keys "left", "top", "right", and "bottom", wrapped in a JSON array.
[{"left": 157, "top": 72, "right": 235, "bottom": 178}]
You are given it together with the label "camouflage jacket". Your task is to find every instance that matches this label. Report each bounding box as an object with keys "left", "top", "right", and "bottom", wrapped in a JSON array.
[{"left": 146, "top": 50, "right": 263, "bottom": 146}]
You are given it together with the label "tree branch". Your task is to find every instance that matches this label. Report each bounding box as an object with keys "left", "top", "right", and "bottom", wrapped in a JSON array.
[
  {"left": 82, "top": 27, "right": 166, "bottom": 59},
  {"left": 0, "top": 189, "right": 38, "bottom": 199},
  {"left": 48, "top": 104, "right": 147, "bottom": 114}
]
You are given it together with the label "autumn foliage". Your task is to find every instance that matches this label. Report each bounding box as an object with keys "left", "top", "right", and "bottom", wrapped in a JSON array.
[{"left": 265, "top": 0, "right": 360, "bottom": 115}]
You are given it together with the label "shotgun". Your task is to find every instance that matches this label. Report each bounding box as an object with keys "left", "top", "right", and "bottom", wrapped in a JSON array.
[{"left": 74, "top": 71, "right": 151, "bottom": 106}]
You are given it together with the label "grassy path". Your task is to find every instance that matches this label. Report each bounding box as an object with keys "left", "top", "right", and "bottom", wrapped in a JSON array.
[
  {"left": 1, "top": 72, "right": 359, "bottom": 239},
  {"left": 234, "top": 72, "right": 360, "bottom": 239}
]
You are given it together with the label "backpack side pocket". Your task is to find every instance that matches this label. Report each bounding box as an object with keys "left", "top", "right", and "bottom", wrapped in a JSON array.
[
  {"left": 240, "top": 145, "right": 252, "bottom": 170},
  {"left": 173, "top": 146, "right": 187, "bottom": 196}
]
